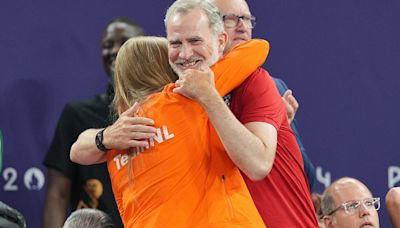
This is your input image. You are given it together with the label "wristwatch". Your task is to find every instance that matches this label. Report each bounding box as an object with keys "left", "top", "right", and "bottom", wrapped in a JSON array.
[{"left": 95, "top": 128, "right": 109, "bottom": 152}]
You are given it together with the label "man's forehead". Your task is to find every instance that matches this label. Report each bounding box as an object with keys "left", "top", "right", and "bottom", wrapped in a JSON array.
[
  {"left": 166, "top": 10, "right": 212, "bottom": 38},
  {"left": 104, "top": 22, "right": 139, "bottom": 39},
  {"left": 213, "top": 0, "right": 251, "bottom": 15},
  {"left": 106, "top": 22, "right": 129, "bottom": 33},
  {"left": 332, "top": 181, "right": 372, "bottom": 203},
  {"left": 168, "top": 10, "right": 207, "bottom": 26}
]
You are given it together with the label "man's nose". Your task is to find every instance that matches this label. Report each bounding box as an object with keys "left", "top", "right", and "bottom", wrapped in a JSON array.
[
  {"left": 178, "top": 44, "right": 193, "bottom": 59},
  {"left": 236, "top": 18, "right": 250, "bottom": 32},
  {"left": 358, "top": 203, "right": 371, "bottom": 217}
]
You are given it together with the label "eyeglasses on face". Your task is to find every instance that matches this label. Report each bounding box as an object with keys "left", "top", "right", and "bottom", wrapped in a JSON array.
[
  {"left": 326, "top": 197, "right": 380, "bottom": 216},
  {"left": 222, "top": 14, "right": 256, "bottom": 29}
]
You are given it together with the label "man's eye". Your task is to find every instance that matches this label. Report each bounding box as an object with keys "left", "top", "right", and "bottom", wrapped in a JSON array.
[
  {"left": 347, "top": 202, "right": 359, "bottom": 209},
  {"left": 364, "top": 200, "right": 374, "bottom": 207},
  {"left": 169, "top": 42, "right": 181, "bottom": 48},
  {"left": 224, "top": 15, "right": 238, "bottom": 21},
  {"left": 191, "top": 40, "right": 202, "bottom": 45},
  {"left": 225, "top": 18, "right": 236, "bottom": 22}
]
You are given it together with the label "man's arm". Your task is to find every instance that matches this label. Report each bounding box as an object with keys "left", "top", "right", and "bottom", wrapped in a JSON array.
[
  {"left": 70, "top": 104, "right": 157, "bottom": 165},
  {"left": 42, "top": 169, "right": 71, "bottom": 228},
  {"left": 174, "top": 69, "right": 275, "bottom": 180},
  {"left": 201, "top": 90, "right": 276, "bottom": 180},
  {"left": 70, "top": 128, "right": 109, "bottom": 165}
]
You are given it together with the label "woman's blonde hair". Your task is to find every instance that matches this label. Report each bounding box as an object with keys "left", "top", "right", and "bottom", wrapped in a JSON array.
[{"left": 113, "top": 36, "right": 178, "bottom": 115}]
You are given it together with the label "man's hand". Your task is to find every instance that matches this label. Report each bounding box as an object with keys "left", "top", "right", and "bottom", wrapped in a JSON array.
[
  {"left": 173, "top": 68, "right": 216, "bottom": 102},
  {"left": 282, "top": 89, "right": 299, "bottom": 124},
  {"left": 103, "top": 103, "right": 157, "bottom": 150},
  {"left": 70, "top": 103, "right": 157, "bottom": 165}
]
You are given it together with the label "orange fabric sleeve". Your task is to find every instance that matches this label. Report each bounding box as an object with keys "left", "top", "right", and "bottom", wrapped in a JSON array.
[{"left": 211, "top": 39, "right": 270, "bottom": 96}]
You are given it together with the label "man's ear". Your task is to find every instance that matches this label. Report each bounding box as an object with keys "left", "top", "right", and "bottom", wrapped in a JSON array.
[
  {"left": 323, "top": 215, "right": 333, "bottom": 228},
  {"left": 217, "top": 32, "right": 228, "bottom": 54}
]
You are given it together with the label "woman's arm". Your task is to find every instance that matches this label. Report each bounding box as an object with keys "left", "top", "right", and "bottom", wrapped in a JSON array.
[{"left": 212, "top": 39, "right": 269, "bottom": 96}]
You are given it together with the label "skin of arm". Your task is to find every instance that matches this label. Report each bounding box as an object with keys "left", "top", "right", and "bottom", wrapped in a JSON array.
[
  {"left": 173, "top": 69, "right": 276, "bottom": 180},
  {"left": 70, "top": 103, "right": 157, "bottom": 165},
  {"left": 42, "top": 169, "right": 71, "bottom": 228}
]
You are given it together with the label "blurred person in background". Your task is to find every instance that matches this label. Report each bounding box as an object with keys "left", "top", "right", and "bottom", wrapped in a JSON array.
[
  {"left": 321, "top": 177, "right": 380, "bottom": 228},
  {"left": 63, "top": 208, "right": 113, "bottom": 228},
  {"left": 0, "top": 201, "right": 26, "bottom": 228},
  {"left": 386, "top": 187, "right": 400, "bottom": 228},
  {"left": 312, "top": 192, "right": 326, "bottom": 227},
  {"left": 42, "top": 17, "right": 144, "bottom": 228}
]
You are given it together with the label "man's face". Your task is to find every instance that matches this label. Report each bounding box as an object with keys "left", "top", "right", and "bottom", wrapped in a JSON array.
[
  {"left": 101, "top": 22, "right": 141, "bottom": 78},
  {"left": 326, "top": 181, "right": 380, "bottom": 228},
  {"left": 212, "top": 0, "right": 252, "bottom": 52},
  {"left": 166, "top": 8, "right": 226, "bottom": 76}
]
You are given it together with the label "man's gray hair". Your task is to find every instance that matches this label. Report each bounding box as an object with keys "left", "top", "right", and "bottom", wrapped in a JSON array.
[
  {"left": 321, "top": 190, "right": 336, "bottom": 217},
  {"left": 63, "top": 208, "right": 114, "bottom": 228},
  {"left": 164, "top": 0, "right": 224, "bottom": 37}
]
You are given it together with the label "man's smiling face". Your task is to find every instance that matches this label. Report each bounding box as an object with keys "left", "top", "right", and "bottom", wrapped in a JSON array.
[{"left": 166, "top": 8, "right": 221, "bottom": 76}]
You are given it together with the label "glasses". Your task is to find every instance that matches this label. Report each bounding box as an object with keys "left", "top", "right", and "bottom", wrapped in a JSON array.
[
  {"left": 327, "top": 197, "right": 380, "bottom": 216},
  {"left": 222, "top": 14, "right": 256, "bottom": 29}
]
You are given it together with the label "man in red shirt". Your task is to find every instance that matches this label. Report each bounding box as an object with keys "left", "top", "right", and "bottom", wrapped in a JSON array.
[{"left": 206, "top": 0, "right": 318, "bottom": 226}]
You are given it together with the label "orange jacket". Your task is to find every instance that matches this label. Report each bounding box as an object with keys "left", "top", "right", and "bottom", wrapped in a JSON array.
[{"left": 107, "top": 39, "right": 269, "bottom": 228}]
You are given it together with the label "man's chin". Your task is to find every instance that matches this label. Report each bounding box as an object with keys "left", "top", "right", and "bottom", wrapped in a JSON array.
[
  {"left": 233, "top": 39, "right": 248, "bottom": 46},
  {"left": 169, "top": 64, "right": 184, "bottom": 77},
  {"left": 170, "top": 63, "right": 203, "bottom": 76}
]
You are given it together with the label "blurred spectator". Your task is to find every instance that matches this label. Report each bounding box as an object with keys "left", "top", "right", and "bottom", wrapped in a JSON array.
[
  {"left": 0, "top": 201, "right": 26, "bottom": 228},
  {"left": 321, "top": 177, "right": 380, "bottom": 228},
  {"left": 312, "top": 192, "right": 326, "bottom": 228},
  {"left": 63, "top": 208, "right": 113, "bottom": 228},
  {"left": 42, "top": 17, "right": 144, "bottom": 228},
  {"left": 386, "top": 187, "right": 400, "bottom": 228}
]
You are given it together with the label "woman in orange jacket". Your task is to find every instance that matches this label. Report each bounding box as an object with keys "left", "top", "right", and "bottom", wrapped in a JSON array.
[{"left": 108, "top": 36, "right": 269, "bottom": 228}]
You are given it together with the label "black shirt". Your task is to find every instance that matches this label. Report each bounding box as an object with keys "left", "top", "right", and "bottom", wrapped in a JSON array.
[{"left": 44, "top": 92, "right": 123, "bottom": 227}]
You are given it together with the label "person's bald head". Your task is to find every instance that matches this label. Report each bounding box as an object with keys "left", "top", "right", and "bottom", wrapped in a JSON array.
[{"left": 321, "top": 177, "right": 380, "bottom": 228}]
